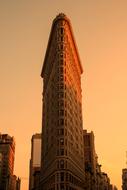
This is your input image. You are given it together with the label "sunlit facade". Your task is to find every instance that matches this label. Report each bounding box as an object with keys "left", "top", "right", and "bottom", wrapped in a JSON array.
[{"left": 40, "top": 13, "right": 85, "bottom": 190}]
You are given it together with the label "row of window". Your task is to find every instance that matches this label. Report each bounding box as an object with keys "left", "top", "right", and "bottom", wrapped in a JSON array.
[
  {"left": 56, "top": 172, "right": 84, "bottom": 188},
  {"left": 57, "top": 148, "right": 67, "bottom": 156},
  {"left": 57, "top": 128, "right": 67, "bottom": 136},
  {"left": 57, "top": 138, "right": 64, "bottom": 146}
]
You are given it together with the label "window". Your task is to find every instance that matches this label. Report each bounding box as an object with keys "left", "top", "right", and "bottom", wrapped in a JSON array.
[
  {"left": 66, "top": 173, "right": 69, "bottom": 181},
  {"left": 60, "top": 160, "right": 64, "bottom": 169},
  {"left": 60, "top": 60, "right": 63, "bottom": 65},
  {"left": 61, "top": 129, "right": 64, "bottom": 135},
  {"left": 60, "top": 84, "right": 64, "bottom": 89},
  {"left": 60, "top": 119, "right": 64, "bottom": 125},
  {"left": 57, "top": 161, "right": 59, "bottom": 169},
  {"left": 58, "top": 129, "right": 64, "bottom": 135},
  {"left": 60, "top": 67, "right": 63, "bottom": 73},
  {"left": 61, "top": 36, "right": 63, "bottom": 41},
  {"left": 60, "top": 184, "right": 64, "bottom": 190},
  {"left": 60, "top": 138, "right": 64, "bottom": 145},
  {"left": 59, "top": 110, "right": 64, "bottom": 116},
  {"left": 57, "top": 149, "right": 59, "bottom": 156},
  {"left": 60, "top": 172, "right": 64, "bottom": 181},
  {"left": 57, "top": 173, "right": 59, "bottom": 181},
  {"left": 59, "top": 92, "right": 64, "bottom": 98},
  {"left": 61, "top": 44, "right": 63, "bottom": 50},
  {"left": 60, "top": 53, "right": 63, "bottom": 58},
  {"left": 60, "top": 149, "right": 64, "bottom": 155},
  {"left": 60, "top": 75, "right": 64, "bottom": 81},
  {"left": 57, "top": 139, "right": 59, "bottom": 146},
  {"left": 59, "top": 100, "right": 64, "bottom": 107},
  {"left": 60, "top": 28, "right": 64, "bottom": 35}
]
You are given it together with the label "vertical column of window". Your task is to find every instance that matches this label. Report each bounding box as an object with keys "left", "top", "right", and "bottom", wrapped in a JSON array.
[
  {"left": 56, "top": 26, "right": 68, "bottom": 157},
  {"left": 65, "top": 41, "right": 71, "bottom": 158},
  {"left": 57, "top": 58, "right": 64, "bottom": 156},
  {"left": 57, "top": 26, "right": 64, "bottom": 119}
]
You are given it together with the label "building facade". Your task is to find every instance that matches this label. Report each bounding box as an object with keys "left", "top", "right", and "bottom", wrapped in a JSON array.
[
  {"left": 122, "top": 168, "right": 127, "bottom": 190},
  {"left": 29, "top": 134, "right": 41, "bottom": 190},
  {"left": 83, "top": 130, "right": 116, "bottom": 190},
  {"left": 0, "top": 134, "right": 15, "bottom": 190},
  {"left": 0, "top": 134, "right": 21, "bottom": 190},
  {"left": 10, "top": 175, "right": 21, "bottom": 190},
  {"left": 83, "top": 130, "right": 96, "bottom": 174},
  {"left": 15, "top": 177, "right": 21, "bottom": 190},
  {"left": 83, "top": 130, "right": 97, "bottom": 189},
  {"left": 40, "top": 13, "right": 85, "bottom": 190}
]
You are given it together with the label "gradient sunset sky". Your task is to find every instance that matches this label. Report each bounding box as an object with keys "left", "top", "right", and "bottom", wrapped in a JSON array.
[{"left": 1, "top": 1, "right": 127, "bottom": 190}]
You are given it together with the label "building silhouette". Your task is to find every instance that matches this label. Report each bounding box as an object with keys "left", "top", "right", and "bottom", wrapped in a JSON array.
[
  {"left": 40, "top": 13, "right": 85, "bottom": 190},
  {"left": 29, "top": 134, "right": 41, "bottom": 190},
  {"left": 0, "top": 134, "right": 20, "bottom": 190}
]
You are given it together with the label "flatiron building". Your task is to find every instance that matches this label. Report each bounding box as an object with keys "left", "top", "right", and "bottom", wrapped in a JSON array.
[{"left": 40, "top": 13, "right": 85, "bottom": 190}]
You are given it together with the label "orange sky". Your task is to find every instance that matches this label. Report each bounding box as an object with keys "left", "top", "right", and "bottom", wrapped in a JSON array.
[{"left": 1, "top": 1, "right": 127, "bottom": 190}]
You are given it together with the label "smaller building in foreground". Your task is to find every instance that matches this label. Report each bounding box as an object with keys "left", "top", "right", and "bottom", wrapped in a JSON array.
[
  {"left": 29, "top": 133, "right": 41, "bottom": 190},
  {"left": 83, "top": 130, "right": 117, "bottom": 190},
  {"left": 0, "top": 133, "right": 21, "bottom": 190},
  {"left": 122, "top": 168, "right": 127, "bottom": 190},
  {"left": 10, "top": 175, "right": 21, "bottom": 190}
]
